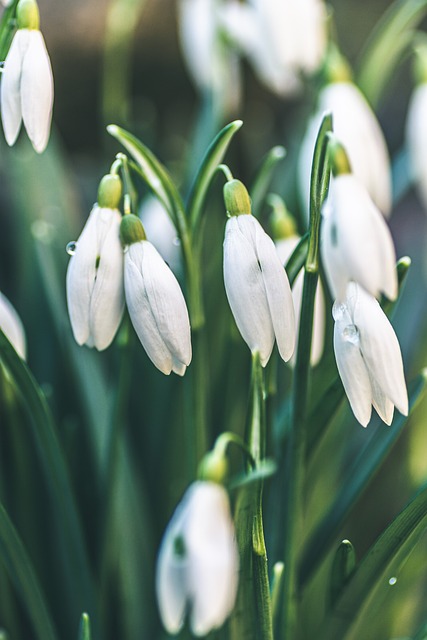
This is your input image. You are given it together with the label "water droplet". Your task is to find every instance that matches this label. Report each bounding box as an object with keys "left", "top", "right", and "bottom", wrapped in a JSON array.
[
  {"left": 66, "top": 241, "right": 77, "bottom": 255},
  {"left": 343, "top": 324, "right": 359, "bottom": 345},
  {"left": 388, "top": 577, "right": 397, "bottom": 586},
  {"left": 173, "top": 236, "right": 181, "bottom": 246}
]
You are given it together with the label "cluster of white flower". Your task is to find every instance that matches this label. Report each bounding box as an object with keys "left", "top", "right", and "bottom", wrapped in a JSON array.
[{"left": 66, "top": 174, "right": 192, "bottom": 376}]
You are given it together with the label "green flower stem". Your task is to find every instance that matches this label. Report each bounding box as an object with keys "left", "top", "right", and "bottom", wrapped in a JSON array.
[
  {"left": 0, "top": 0, "right": 18, "bottom": 61},
  {"left": 185, "top": 325, "right": 209, "bottom": 477}
]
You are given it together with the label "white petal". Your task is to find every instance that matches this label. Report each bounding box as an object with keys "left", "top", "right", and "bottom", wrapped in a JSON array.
[
  {"left": 368, "top": 371, "right": 395, "bottom": 426},
  {"left": 350, "top": 285, "right": 408, "bottom": 417},
  {"left": 21, "top": 30, "right": 54, "bottom": 153},
  {"left": 0, "top": 292, "right": 26, "bottom": 360},
  {"left": 178, "top": 0, "right": 216, "bottom": 91},
  {"left": 333, "top": 301, "right": 372, "bottom": 427},
  {"left": 406, "top": 83, "right": 427, "bottom": 210},
  {"left": 139, "top": 195, "right": 182, "bottom": 275},
  {"left": 1, "top": 30, "right": 29, "bottom": 146},
  {"left": 322, "top": 175, "right": 397, "bottom": 302},
  {"left": 223, "top": 216, "right": 274, "bottom": 365},
  {"left": 124, "top": 242, "right": 191, "bottom": 375},
  {"left": 252, "top": 219, "right": 295, "bottom": 362},
  {"left": 184, "top": 482, "right": 239, "bottom": 636},
  {"left": 66, "top": 207, "right": 124, "bottom": 350}
]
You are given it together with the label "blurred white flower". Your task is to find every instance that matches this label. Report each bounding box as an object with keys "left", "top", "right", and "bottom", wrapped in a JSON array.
[
  {"left": 321, "top": 173, "right": 397, "bottom": 303},
  {"left": 276, "top": 235, "right": 325, "bottom": 366},
  {"left": 66, "top": 206, "right": 124, "bottom": 351},
  {"left": 333, "top": 282, "right": 408, "bottom": 427},
  {"left": 1, "top": 29, "right": 53, "bottom": 153},
  {"left": 0, "top": 292, "right": 26, "bottom": 359},
  {"left": 406, "top": 82, "right": 427, "bottom": 210},
  {"left": 299, "top": 82, "right": 392, "bottom": 217},
  {"left": 220, "top": 0, "right": 327, "bottom": 96},
  {"left": 224, "top": 214, "right": 295, "bottom": 366},
  {"left": 139, "top": 195, "right": 182, "bottom": 275},
  {"left": 123, "top": 239, "right": 191, "bottom": 376},
  {"left": 178, "top": 0, "right": 241, "bottom": 114},
  {"left": 156, "top": 481, "right": 239, "bottom": 636}
]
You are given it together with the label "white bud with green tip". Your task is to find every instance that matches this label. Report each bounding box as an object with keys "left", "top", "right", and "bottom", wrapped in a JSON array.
[
  {"left": 1, "top": 0, "right": 54, "bottom": 153},
  {"left": 66, "top": 174, "right": 125, "bottom": 351},
  {"left": 121, "top": 215, "right": 192, "bottom": 376},
  {"left": 223, "top": 179, "right": 296, "bottom": 366}
]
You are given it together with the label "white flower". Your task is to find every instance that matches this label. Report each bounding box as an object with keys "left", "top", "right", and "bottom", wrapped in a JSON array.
[
  {"left": 321, "top": 173, "right": 397, "bottom": 303},
  {"left": 220, "top": 0, "right": 327, "bottom": 96},
  {"left": 156, "top": 481, "right": 239, "bottom": 637},
  {"left": 124, "top": 240, "right": 191, "bottom": 375},
  {"left": 139, "top": 195, "right": 182, "bottom": 275},
  {"left": 333, "top": 282, "right": 408, "bottom": 427},
  {"left": 276, "top": 235, "right": 325, "bottom": 366},
  {"left": 1, "top": 29, "right": 54, "bottom": 153},
  {"left": 406, "top": 82, "right": 427, "bottom": 210},
  {"left": 299, "top": 82, "right": 392, "bottom": 217},
  {"left": 66, "top": 206, "right": 125, "bottom": 351},
  {"left": 0, "top": 292, "right": 26, "bottom": 359},
  {"left": 223, "top": 214, "right": 295, "bottom": 366}
]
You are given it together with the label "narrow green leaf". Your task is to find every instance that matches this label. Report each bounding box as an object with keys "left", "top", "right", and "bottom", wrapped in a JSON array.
[
  {"left": 414, "top": 618, "right": 427, "bottom": 640},
  {"left": 317, "top": 482, "right": 427, "bottom": 640},
  {"left": 0, "top": 331, "right": 96, "bottom": 627},
  {"left": 0, "top": 502, "right": 58, "bottom": 640},
  {"left": 284, "top": 232, "right": 309, "bottom": 286},
  {"left": 300, "top": 370, "right": 427, "bottom": 589},
  {"left": 228, "top": 459, "right": 277, "bottom": 491},
  {"left": 186, "top": 119, "right": 243, "bottom": 230},
  {"left": 250, "top": 146, "right": 287, "bottom": 216},
  {"left": 357, "top": 0, "right": 427, "bottom": 107},
  {"left": 107, "top": 124, "right": 185, "bottom": 228},
  {"left": 78, "top": 614, "right": 91, "bottom": 640},
  {"left": 0, "top": 0, "right": 18, "bottom": 60},
  {"left": 329, "top": 540, "right": 356, "bottom": 609}
]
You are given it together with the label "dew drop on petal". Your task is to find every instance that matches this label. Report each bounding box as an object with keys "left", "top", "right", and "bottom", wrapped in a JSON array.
[
  {"left": 342, "top": 324, "right": 360, "bottom": 346},
  {"left": 66, "top": 241, "right": 77, "bottom": 255},
  {"left": 388, "top": 577, "right": 397, "bottom": 586}
]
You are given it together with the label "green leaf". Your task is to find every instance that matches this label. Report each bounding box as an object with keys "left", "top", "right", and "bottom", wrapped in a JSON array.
[
  {"left": 317, "top": 481, "right": 427, "bottom": 640},
  {"left": 299, "top": 370, "right": 427, "bottom": 589},
  {"left": 78, "top": 614, "right": 91, "bottom": 640},
  {"left": 329, "top": 540, "right": 356, "bottom": 609},
  {"left": 228, "top": 459, "right": 277, "bottom": 491},
  {"left": 107, "top": 124, "right": 185, "bottom": 229},
  {"left": 0, "top": 331, "right": 96, "bottom": 629},
  {"left": 0, "top": 502, "right": 58, "bottom": 640},
  {"left": 249, "top": 146, "right": 287, "bottom": 216},
  {"left": 357, "top": 0, "right": 427, "bottom": 107},
  {"left": 186, "top": 119, "right": 243, "bottom": 231},
  {"left": 284, "top": 232, "right": 309, "bottom": 286}
]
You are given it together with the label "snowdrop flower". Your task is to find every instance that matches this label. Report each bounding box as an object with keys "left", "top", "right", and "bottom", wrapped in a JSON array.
[
  {"left": 321, "top": 164, "right": 397, "bottom": 303},
  {"left": 66, "top": 174, "right": 125, "bottom": 351},
  {"left": 139, "top": 195, "right": 182, "bottom": 275},
  {"left": 276, "top": 234, "right": 325, "bottom": 366},
  {"left": 223, "top": 179, "right": 295, "bottom": 366},
  {"left": 156, "top": 481, "right": 239, "bottom": 636},
  {"left": 220, "top": 0, "right": 327, "bottom": 96},
  {"left": 0, "top": 292, "right": 26, "bottom": 359},
  {"left": 1, "top": 0, "right": 54, "bottom": 153},
  {"left": 299, "top": 76, "right": 392, "bottom": 218},
  {"left": 120, "top": 214, "right": 191, "bottom": 376},
  {"left": 333, "top": 282, "right": 408, "bottom": 427},
  {"left": 178, "top": 0, "right": 241, "bottom": 115}
]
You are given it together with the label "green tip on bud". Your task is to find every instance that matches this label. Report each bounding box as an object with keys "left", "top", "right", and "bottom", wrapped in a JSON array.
[
  {"left": 198, "top": 450, "right": 228, "bottom": 484},
  {"left": 224, "top": 179, "right": 252, "bottom": 217},
  {"left": 120, "top": 214, "right": 146, "bottom": 246},
  {"left": 17, "top": 0, "right": 40, "bottom": 30},
  {"left": 413, "top": 43, "right": 427, "bottom": 85},
  {"left": 268, "top": 194, "right": 297, "bottom": 240},
  {"left": 98, "top": 174, "right": 123, "bottom": 209},
  {"left": 322, "top": 44, "right": 352, "bottom": 84},
  {"left": 327, "top": 135, "right": 352, "bottom": 176}
]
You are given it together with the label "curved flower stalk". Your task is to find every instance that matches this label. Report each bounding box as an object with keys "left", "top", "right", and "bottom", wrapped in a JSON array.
[
  {"left": 406, "top": 82, "right": 427, "bottom": 211},
  {"left": 120, "top": 214, "right": 192, "bottom": 376},
  {"left": 299, "top": 81, "right": 392, "bottom": 218},
  {"left": 220, "top": 0, "right": 327, "bottom": 96},
  {"left": 178, "top": 0, "right": 241, "bottom": 115},
  {"left": 223, "top": 179, "right": 295, "bottom": 366},
  {"left": 156, "top": 481, "right": 239, "bottom": 636},
  {"left": 321, "top": 171, "right": 397, "bottom": 303},
  {"left": 66, "top": 175, "right": 125, "bottom": 351},
  {"left": 0, "top": 292, "right": 26, "bottom": 359},
  {"left": 333, "top": 282, "right": 408, "bottom": 427},
  {"left": 1, "top": 0, "right": 54, "bottom": 153},
  {"left": 276, "top": 234, "right": 325, "bottom": 366}
]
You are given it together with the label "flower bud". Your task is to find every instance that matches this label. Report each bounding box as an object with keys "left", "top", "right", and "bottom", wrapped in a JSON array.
[
  {"left": 120, "top": 214, "right": 146, "bottom": 245},
  {"left": 97, "top": 174, "right": 122, "bottom": 209},
  {"left": 17, "top": 0, "right": 40, "bottom": 30},
  {"left": 198, "top": 450, "right": 228, "bottom": 484},
  {"left": 223, "top": 179, "right": 251, "bottom": 217}
]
